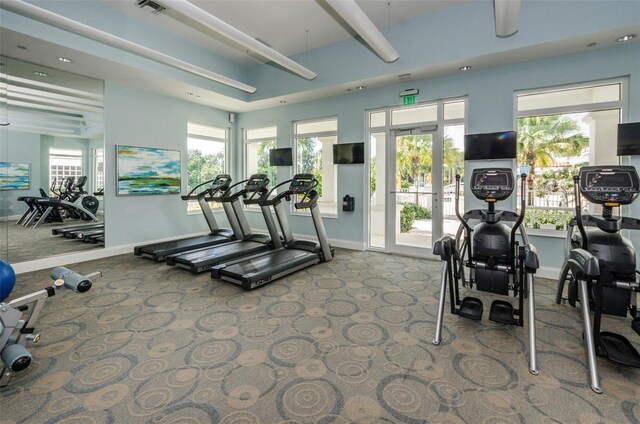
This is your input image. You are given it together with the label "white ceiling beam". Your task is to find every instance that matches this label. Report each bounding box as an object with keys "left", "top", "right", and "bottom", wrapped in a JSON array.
[
  {"left": 167, "top": 0, "right": 317, "bottom": 80},
  {"left": 494, "top": 0, "right": 521, "bottom": 38},
  {"left": 0, "top": 0, "right": 257, "bottom": 93},
  {"left": 324, "top": 0, "right": 399, "bottom": 63}
]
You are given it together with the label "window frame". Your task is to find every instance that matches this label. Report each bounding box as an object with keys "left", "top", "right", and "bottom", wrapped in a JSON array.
[
  {"left": 243, "top": 125, "right": 278, "bottom": 210},
  {"left": 186, "top": 121, "right": 229, "bottom": 215},
  {"left": 49, "top": 147, "right": 83, "bottom": 191},
  {"left": 513, "top": 78, "right": 628, "bottom": 236},
  {"left": 293, "top": 116, "right": 338, "bottom": 218}
]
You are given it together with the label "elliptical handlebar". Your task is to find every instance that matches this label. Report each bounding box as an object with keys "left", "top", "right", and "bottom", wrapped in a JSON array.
[
  {"left": 509, "top": 173, "right": 528, "bottom": 261},
  {"left": 573, "top": 174, "right": 589, "bottom": 250}
]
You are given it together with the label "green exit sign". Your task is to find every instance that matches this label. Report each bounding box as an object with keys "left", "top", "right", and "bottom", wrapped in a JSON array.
[{"left": 403, "top": 95, "right": 416, "bottom": 106}]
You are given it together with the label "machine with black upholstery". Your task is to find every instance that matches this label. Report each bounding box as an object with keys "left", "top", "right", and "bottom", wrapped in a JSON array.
[{"left": 432, "top": 168, "right": 540, "bottom": 375}]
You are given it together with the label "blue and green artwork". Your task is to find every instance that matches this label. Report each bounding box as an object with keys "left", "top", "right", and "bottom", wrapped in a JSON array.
[
  {"left": 117, "top": 145, "right": 181, "bottom": 195},
  {"left": 0, "top": 162, "right": 30, "bottom": 190}
]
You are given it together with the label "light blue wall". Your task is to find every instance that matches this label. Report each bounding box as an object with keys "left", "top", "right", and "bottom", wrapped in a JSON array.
[
  {"left": 238, "top": 42, "right": 640, "bottom": 271},
  {"left": 103, "top": 81, "right": 235, "bottom": 247},
  {"left": 1, "top": 131, "right": 40, "bottom": 217}
]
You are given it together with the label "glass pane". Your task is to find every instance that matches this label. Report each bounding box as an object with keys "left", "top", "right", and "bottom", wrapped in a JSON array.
[
  {"left": 517, "top": 109, "right": 619, "bottom": 231},
  {"left": 188, "top": 122, "right": 226, "bottom": 139},
  {"left": 246, "top": 126, "right": 277, "bottom": 140},
  {"left": 369, "top": 132, "right": 386, "bottom": 248},
  {"left": 395, "top": 134, "right": 433, "bottom": 248},
  {"left": 246, "top": 139, "right": 277, "bottom": 184},
  {"left": 391, "top": 104, "right": 437, "bottom": 126},
  {"left": 518, "top": 83, "right": 621, "bottom": 112},
  {"left": 295, "top": 118, "right": 337, "bottom": 135},
  {"left": 296, "top": 135, "right": 337, "bottom": 214},
  {"left": 443, "top": 124, "right": 465, "bottom": 236},
  {"left": 443, "top": 100, "right": 465, "bottom": 120},
  {"left": 369, "top": 111, "right": 386, "bottom": 128},
  {"left": 187, "top": 137, "right": 226, "bottom": 214}
]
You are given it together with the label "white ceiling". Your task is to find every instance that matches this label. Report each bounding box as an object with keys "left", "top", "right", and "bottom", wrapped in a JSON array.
[
  {"left": 1, "top": 1, "right": 639, "bottom": 113},
  {"left": 107, "top": 0, "right": 470, "bottom": 66}
]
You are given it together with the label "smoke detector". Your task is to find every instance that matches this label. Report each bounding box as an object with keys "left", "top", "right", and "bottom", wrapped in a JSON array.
[{"left": 137, "top": 0, "right": 165, "bottom": 14}]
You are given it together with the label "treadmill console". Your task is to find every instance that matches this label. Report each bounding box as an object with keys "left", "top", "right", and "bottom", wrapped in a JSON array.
[
  {"left": 245, "top": 174, "right": 269, "bottom": 192},
  {"left": 289, "top": 174, "right": 316, "bottom": 194},
  {"left": 470, "top": 168, "right": 514, "bottom": 202},
  {"left": 579, "top": 166, "right": 639, "bottom": 205},
  {"left": 210, "top": 174, "right": 232, "bottom": 192}
]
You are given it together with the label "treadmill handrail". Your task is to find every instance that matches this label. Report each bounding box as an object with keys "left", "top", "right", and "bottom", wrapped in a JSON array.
[{"left": 181, "top": 178, "right": 217, "bottom": 201}]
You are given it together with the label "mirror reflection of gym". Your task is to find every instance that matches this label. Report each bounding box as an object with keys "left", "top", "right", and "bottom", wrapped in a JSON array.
[{"left": 0, "top": 56, "right": 105, "bottom": 263}]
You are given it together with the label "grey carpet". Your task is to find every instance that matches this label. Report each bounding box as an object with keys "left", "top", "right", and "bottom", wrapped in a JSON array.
[{"left": 1, "top": 249, "right": 639, "bottom": 423}]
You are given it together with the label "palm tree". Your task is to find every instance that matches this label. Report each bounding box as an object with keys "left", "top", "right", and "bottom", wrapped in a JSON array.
[
  {"left": 443, "top": 135, "right": 464, "bottom": 185},
  {"left": 396, "top": 135, "right": 432, "bottom": 189},
  {"left": 517, "top": 115, "right": 589, "bottom": 204}
]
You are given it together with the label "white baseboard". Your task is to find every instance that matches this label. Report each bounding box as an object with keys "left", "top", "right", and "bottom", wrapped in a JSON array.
[{"left": 12, "top": 232, "right": 208, "bottom": 274}]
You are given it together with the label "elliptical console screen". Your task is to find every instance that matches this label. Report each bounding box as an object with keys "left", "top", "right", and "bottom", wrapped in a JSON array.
[
  {"left": 579, "top": 166, "right": 640, "bottom": 205},
  {"left": 470, "top": 168, "right": 514, "bottom": 201}
]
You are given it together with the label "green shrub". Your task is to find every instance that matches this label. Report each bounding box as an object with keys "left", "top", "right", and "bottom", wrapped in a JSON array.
[{"left": 400, "top": 204, "right": 432, "bottom": 233}]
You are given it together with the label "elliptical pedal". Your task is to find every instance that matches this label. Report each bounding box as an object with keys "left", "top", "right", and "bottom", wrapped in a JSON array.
[
  {"left": 632, "top": 317, "right": 640, "bottom": 336},
  {"left": 597, "top": 332, "right": 640, "bottom": 368},
  {"left": 458, "top": 297, "right": 483, "bottom": 320},
  {"left": 489, "top": 299, "right": 515, "bottom": 325}
]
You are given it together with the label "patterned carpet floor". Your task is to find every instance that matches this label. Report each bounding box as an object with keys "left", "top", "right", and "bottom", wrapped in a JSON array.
[{"left": 1, "top": 248, "right": 639, "bottom": 423}]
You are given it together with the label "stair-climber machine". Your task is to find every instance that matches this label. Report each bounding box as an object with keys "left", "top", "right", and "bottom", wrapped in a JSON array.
[
  {"left": 555, "top": 166, "right": 640, "bottom": 393},
  {"left": 432, "top": 168, "right": 540, "bottom": 375},
  {"left": 212, "top": 173, "right": 334, "bottom": 290},
  {"left": 166, "top": 174, "right": 274, "bottom": 274},
  {"left": 0, "top": 260, "right": 100, "bottom": 386}
]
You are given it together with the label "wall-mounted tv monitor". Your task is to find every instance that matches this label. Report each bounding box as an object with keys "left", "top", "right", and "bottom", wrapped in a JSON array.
[
  {"left": 464, "top": 131, "right": 517, "bottom": 161},
  {"left": 333, "top": 142, "right": 365, "bottom": 164},
  {"left": 269, "top": 148, "right": 293, "bottom": 166},
  {"left": 617, "top": 122, "right": 640, "bottom": 156}
]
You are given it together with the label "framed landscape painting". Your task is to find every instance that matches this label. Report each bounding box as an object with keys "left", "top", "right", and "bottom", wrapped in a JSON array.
[
  {"left": 116, "top": 145, "right": 181, "bottom": 196},
  {"left": 0, "top": 162, "right": 30, "bottom": 190}
]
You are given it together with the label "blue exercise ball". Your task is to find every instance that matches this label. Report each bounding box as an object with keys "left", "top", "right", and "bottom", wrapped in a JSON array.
[{"left": 0, "top": 259, "right": 16, "bottom": 303}]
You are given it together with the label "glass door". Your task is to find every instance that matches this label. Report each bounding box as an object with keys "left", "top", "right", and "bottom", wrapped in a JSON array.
[{"left": 389, "top": 128, "right": 442, "bottom": 256}]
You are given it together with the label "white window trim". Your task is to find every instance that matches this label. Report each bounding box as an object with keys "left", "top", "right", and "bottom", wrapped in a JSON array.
[
  {"left": 292, "top": 116, "right": 338, "bottom": 218},
  {"left": 243, "top": 126, "right": 278, "bottom": 213},
  {"left": 513, "top": 78, "right": 628, "bottom": 237}
]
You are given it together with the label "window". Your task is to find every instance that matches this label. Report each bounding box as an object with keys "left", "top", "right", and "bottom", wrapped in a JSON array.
[
  {"left": 245, "top": 126, "right": 277, "bottom": 188},
  {"left": 516, "top": 81, "right": 624, "bottom": 232},
  {"left": 187, "top": 122, "right": 228, "bottom": 214},
  {"left": 294, "top": 117, "right": 338, "bottom": 216},
  {"left": 93, "top": 148, "right": 104, "bottom": 193},
  {"left": 49, "top": 148, "right": 82, "bottom": 191}
]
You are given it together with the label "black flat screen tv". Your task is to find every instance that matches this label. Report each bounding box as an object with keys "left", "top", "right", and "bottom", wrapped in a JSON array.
[
  {"left": 617, "top": 122, "right": 640, "bottom": 156},
  {"left": 269, "top": 148, "right": 293, "bottom": 166},
  {"left": 333, "top": 142, "right": 365, "bottom": 164},
  {"left": 464, "top": 131, "right": 517, "bottom": 161}
]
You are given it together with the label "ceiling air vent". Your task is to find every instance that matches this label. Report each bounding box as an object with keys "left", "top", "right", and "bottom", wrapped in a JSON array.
[{"left": 137, "top": 0, "right": 165, "bottom": 15}]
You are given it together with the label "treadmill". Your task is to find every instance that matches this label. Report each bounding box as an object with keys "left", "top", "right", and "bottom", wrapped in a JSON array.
[
  {"left": 133, "top": 175, "right": 237, "bottom": 261},
  {"left": 166, "top": 174, "right": 275, "bottom": 274},
  {"left": 212, "top": 173, "right": 334, "bottom": 290}
]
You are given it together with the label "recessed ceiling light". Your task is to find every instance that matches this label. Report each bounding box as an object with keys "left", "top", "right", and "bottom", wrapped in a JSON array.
[
  {"left": 587, "top": 42, "right": 597, "bottom": 48},
  {"left": 33, "top": 71, "right": 48, "bottom": 77},
  {"left": 459, "top": 66, "right": 472, "bottom": 71},
  {"left": 356, "top": 85, "right": 366, "bottom": 90},
  {"left": 16, "top": 45, "right": 27, "bottom": 50},
  {"left": 616, "top": 34, "right": 636, "bottom": 42},
  {"left": 57, "top": 57, "right": 73, "bottom": 63}
]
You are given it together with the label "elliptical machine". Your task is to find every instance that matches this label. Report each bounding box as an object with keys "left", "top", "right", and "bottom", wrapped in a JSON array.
[
  {"left": 433, "top": 168, "right": 540, "bottom": 375},
  {"left": 556, "top": 165, "right": 640, "bottom": 393}
]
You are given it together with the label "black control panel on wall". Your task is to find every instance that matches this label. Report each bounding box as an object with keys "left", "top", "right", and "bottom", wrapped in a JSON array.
[{"left": 342, "top": 195, "right": 355, "bottom": 212}]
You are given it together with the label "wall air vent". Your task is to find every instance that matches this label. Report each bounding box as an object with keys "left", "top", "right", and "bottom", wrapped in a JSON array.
[{"left": 137, "top": 0, "right": 165, "bottom": 15}]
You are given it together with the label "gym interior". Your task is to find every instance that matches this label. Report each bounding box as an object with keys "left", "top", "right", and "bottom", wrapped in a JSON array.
[{"left": 1, "top": 1, "right": 640, "bottom": 422}]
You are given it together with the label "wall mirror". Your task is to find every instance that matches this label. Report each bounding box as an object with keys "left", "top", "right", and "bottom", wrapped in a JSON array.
[{"left": 0, "top": 56, "right": 104, "bottom": 264}]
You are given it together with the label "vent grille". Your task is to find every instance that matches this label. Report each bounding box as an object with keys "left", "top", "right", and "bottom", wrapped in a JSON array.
[{"left": 137, "top": 0, "right": 165, "bottom": 14}]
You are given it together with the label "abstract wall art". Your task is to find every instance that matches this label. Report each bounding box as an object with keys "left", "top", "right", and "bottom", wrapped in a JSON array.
[
  {"left": 116, "top": 145, "right": 181, "bottom": 196},
  {"left": 0, "top": 162, "right": 30, "bottom": 190}
]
